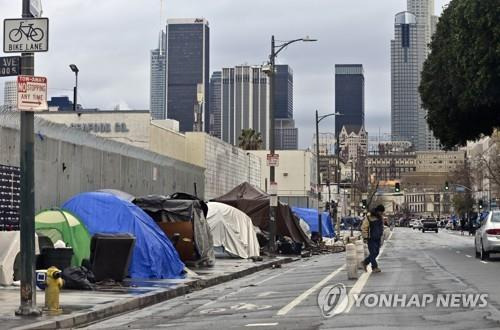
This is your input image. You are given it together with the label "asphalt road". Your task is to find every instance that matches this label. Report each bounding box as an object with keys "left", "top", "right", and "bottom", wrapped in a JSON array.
[{"left": 85, "top": 228, "right": 500, "bottom": 330}]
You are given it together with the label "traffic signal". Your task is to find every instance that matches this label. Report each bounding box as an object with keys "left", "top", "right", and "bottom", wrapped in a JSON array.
[
  {"left": 445, "top": 181, "right": 449, "bottom": 191},
  {"left": 361, "top": 199, "right": 367, "bottom": 209},
  {"left": 479, "top": 199, "right": 483, "bottom": 209},
  {"left": 395, "top": 182, "right": 401, "bottom": 193}
]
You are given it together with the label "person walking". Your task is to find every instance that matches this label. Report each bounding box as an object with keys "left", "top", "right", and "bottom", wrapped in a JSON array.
[{"left": 361, "top": 204, "right": 385, "bottom": 273}]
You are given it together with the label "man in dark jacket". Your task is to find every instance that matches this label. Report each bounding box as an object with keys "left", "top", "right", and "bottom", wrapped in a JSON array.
[{"left": 361, "top": 204, "right": 385, "bottom": 273}]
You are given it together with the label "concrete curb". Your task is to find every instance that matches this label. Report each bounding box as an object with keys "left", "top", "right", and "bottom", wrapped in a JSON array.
[{"left": 18, "top": 257, "right": 296, "bottom": 330}]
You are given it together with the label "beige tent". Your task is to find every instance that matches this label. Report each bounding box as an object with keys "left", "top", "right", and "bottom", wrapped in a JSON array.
[
  {"left": 207, "top": 202, "right": 260, "bottom": 259},
  {"left": 0, "top": 232, "right": 40, "bottom": 286}
]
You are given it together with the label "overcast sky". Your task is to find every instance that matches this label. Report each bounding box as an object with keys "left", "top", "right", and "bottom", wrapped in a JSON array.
[{"left": 0, "top": 0, "right": 450, "bottom": 148}]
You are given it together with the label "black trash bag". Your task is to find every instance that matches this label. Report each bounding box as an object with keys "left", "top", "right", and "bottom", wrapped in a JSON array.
[
  {"left": 277, "top": 236, "right": 303, "bottom": 255},
  {"left": 62, "top": 266, "right": 95, "bottom": 290}
]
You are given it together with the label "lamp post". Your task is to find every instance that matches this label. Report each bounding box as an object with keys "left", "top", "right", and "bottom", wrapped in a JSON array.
[
  {"left": 69, "top": 64, "right": 79, "bottom": 111},
  {"left": 315, "top": 110, "right": 342, "bottom": 239},
  {"left": 266, "top": 35, "right": 317, "bottom": 253}
]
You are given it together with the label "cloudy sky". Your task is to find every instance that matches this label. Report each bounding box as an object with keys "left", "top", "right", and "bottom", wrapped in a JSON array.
[{"left": 0, "top": 0, "right": 450, "bottom": 148}]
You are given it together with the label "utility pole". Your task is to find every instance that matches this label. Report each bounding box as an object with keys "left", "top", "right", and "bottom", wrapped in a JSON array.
[
  {"left": 16, "top": 0, "right": 41, "bottom": 316},
  {"left": 268, "top": 35, "right": 277, "bottom": 253},
  {"left": 315, "top": 110, "right": 323, "bottom": 239}
]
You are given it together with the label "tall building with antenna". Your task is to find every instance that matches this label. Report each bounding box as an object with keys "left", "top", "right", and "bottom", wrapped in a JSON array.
[{"left": 150, "top": 30, "right": 167, "bottom": 119}]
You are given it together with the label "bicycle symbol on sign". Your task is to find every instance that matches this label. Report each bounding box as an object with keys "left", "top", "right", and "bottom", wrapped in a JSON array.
[{"left": 8, "top": 22, "right": 44, "bottom": 42}]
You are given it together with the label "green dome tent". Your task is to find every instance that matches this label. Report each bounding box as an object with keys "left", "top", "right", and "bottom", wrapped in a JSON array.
[{"left": 35, "top": 209, "right": 91, "bottom": 266}]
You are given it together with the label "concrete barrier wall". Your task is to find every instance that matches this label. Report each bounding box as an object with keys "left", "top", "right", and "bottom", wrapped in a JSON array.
[{"left": 0, "top": 113, "right": 205, "bottom": 211}]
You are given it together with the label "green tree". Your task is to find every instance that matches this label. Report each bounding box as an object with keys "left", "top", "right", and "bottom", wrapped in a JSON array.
[
  {"left": 419, "top": 0, "right": 500, "bottom": 149},
  {"left": 238, "top": 129, "right": 263, "bottom": 150}
]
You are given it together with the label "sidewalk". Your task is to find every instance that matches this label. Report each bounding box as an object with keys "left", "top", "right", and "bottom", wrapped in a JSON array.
[{"left": 0, "top": 257, "right": 296, "bottom": 330}]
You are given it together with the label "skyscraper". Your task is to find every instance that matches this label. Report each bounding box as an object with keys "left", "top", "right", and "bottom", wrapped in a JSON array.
[
  {"left": 150, "top": 30, "right": 167, "bottom": 120},
  {"left": 275, "top": 118, "right": 298, "bottom": 150},
  {"left": 275, "top": 65, "right": 293, "bottom": 119},
  {"left": 391, "top": 0, "right": 440, "bottom": 150},
  {"left": 334, "top": 64, "right": 365, "bottom": 138},
  {"left": 166, "top": 18, "right": 209, "bottom": 132},
  {"left": 220, "top": 65, "right": 269, "bottom": 148},
  {"left": 209, "top": 71, "right": 222, "bottom": 138}
]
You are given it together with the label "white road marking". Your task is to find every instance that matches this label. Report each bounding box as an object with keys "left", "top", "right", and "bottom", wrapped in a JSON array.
[
  {"left": 480, "top": 261, "right": 488, "bottom": 264},
  {"left": 465, "top": 255, "right": 472, "bottom": 258},
  {"left": 276, "top": 265, "right": 346, "bottom": 316},
  {"left": 245, "top": 323, "right": 278, "bottom": 327},
  {"left": 337, "top": 230, "right": 394, "bottom": 314},
  {"left": 257, "top": 291, "right": 277, "bottom": 297}
]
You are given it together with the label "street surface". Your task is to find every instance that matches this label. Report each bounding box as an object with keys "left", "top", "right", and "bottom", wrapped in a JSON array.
[{"left": 85, "top": 228, "right": 500, "bottom": 329}]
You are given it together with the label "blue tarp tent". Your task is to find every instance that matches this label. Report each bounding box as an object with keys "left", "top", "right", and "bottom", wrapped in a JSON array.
[
  {"left": 62, "top": 192, "right": 185, "bottom": 279},
  {"left": 292, "top": 207, "right": 335, "bottom": 238}
]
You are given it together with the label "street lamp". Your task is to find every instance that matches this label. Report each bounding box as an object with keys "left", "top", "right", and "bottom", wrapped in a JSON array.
[
  {"left": 315, "top": 110, "right": 342, "bottom": 239},
  {"left": 69, "top": 64, "right": 79, "bottom": 111},
  {"left": 266, "top": 35, "right": 317, "bottom": 253}
]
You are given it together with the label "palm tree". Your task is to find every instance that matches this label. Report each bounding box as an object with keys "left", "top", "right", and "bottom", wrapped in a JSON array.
[{"left": 238, "top": 129, "right": 263, "bottom": 150}]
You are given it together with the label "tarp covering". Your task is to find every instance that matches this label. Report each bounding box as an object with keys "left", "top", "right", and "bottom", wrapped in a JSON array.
[
  {"left": 213, "top": 182, "right": 312, "bottom": 246},
  {"left": 292, "top": 207, "right": 335, "bottom": 238},
  {"left": 207, "top": 202, "right": 260, "bottom": 259},
  {"left": 133, "top": 195, "right": 215, "bottom": 266},
  {"left": 62, "top": 192, "right": 184, "bottom": 279},
  {"left": 35, "top": 209, "right": 91, "bottom": 266}
]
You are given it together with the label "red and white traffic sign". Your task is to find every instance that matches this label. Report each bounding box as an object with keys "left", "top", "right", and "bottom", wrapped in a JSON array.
[
  {"left": 266, "top": 154, "right": 279, "bottom": 167},
  {"left": 17, "top": 75, "right": 47, "bottom": 111}
]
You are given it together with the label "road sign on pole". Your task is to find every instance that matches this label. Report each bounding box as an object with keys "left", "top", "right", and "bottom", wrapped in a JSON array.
[
  {"left": 3, "top": 18, "right": 49, "bottom": 53},
  {"left": 17, "top": 75, "right": 47, "bottom": 111},
  {"left": 0, "top": 56, "right": 21, "bottom": 77},
  {"left": 266, "top": 154, "right": 279, "bottom": 167}
]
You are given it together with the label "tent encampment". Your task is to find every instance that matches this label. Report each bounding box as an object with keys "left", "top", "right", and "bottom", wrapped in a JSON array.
[
  {"left": 35, "top": 209, "right": 91, "bottom": 266},
  {"left": 133, "top": 195, "right": 215, "bottom": 266},
  {"left": 292, "top": 207, "right": 335, "bottom": 238},
  {"left": 213, "top": 182, "right": 311, "bottom": 246},
  {"left": 62, "top": 192, "right": 185, "bottom": 279},
  {"left": 207, "top": 202, "right": 260, "bottom": 259},
  {"left": 0, "top": 232, "right": 40, "bottom": 286}
]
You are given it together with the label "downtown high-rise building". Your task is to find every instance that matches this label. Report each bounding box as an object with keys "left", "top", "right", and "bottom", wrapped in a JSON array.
[
  {"left": 166, "top": 18, "right": 209, "bottom": 133},
  {"left": 391, "top": 0, "right": 440, "bottom": 150},
  {"left": 150, "top": 30, "right": 167, "bottom": 120},
  {"left": 217, "top": 65, "right": 270, "bottom": 148},
  {"left": 275, "top": 65, "right": 293, "bottom": 119},
  {"left": 334, "top": 64, "right": 365, "bottom": 138},
  {"left": 209, "top": 71, "right": 222, "bottom": 138},
  {"left": 2, "top": 80, "right": 17, "bottom": 111},
  {"left": 275, "top": 118, "right": 298, "bottom": 150}
]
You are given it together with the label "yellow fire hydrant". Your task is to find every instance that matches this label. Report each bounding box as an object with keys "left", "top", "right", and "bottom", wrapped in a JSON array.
[{"left": 45, "top": 266, "right": 64, "bottom": 312}]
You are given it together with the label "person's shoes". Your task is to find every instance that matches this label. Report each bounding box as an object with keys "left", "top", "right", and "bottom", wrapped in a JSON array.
[
  {"left": 372, "top": 267, "right": 381, "bottom": 273},
  {"left": 362, "top": 262, "right": 368, "bottom": 272}
]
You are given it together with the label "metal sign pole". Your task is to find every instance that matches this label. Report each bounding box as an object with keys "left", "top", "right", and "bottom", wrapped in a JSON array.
[{"left": 15, "top": 0, "right": 40, "bottom": 316}]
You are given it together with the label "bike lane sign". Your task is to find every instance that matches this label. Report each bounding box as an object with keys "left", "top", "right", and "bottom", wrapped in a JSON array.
[
  {"left": 17, "top": 75, "right": 48, "bottom": 112},
  {"left": 3, "top": 18, "right": 49, "bottom": 53}
]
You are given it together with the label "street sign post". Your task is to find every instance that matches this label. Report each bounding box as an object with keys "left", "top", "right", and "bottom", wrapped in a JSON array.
[
  {"left": 17, "top": 75, "right": 47, "bottom": 111},
  {"left": 266, "top": 154, "right": 279, "bottom": 167},
  {"left": 3, "top": 18, "right": 49, "bottom": 53},
  {"left": 0, "top": 56, "right": 20, "bottom": 77},
  {"left": 269, "top": 182, "right": 278, "bottom": 207}
]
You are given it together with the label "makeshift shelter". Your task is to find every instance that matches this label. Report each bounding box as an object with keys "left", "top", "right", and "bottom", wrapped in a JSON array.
[
  {"left": 292, "top": 207, "right": 335, "bottom": 238},
  {"left": 206, "top": 202, "right": 260, "bottom": 259},
  {"left": 62, "top": 192, "right": 184, "bottom": 279},
  {"left": 133, "top": 195, "right": 215, "bottom": 266},
  {"left": 213, "top": 182, "right": 311, "bottom": 246},
  {"left": 0, "top": 232, "right": 40, "bottom": 286},
  {"left": 35, "top": 209, "right": 91, "bottom": 266}
]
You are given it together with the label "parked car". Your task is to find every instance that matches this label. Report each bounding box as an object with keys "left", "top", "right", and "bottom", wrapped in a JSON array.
[
  {"left": 475, "top": 211, "right": 500, "bottom": 260},
  {"left": 409, "top": 219, "right": 417, "bottom": 229}
]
